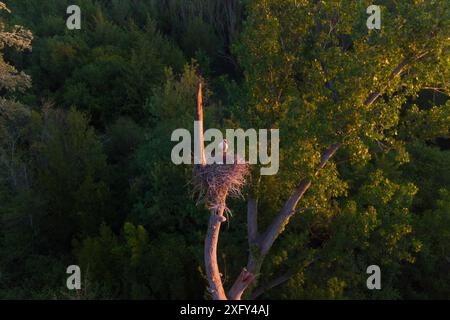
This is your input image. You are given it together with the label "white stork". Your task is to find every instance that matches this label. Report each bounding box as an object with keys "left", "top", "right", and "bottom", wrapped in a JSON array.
[{"left": 218, "top": 139, "right": 228, "bottom": 154}]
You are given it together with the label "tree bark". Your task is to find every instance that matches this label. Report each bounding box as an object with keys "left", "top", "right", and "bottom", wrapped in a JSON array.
[
  {"left": 260, "top": 143, "right": 340, "bottom": 256},
  {"left": 364, "top": 51, "right": 429, "bottom": 107},
  {"left": 228, "top": 267, "right": 256, "bottom": 300},
  {"left": 198, "top": 82, "right": 228, "bottom": 299},
  {"left": 204, "top": 207, "right": 228, "bottom": 300},
  {"left": 196, "top": 82, "right": 206, "bottom": 166},
  {"left": 247, "top": 198, "right": 258, "bottom": 245}
]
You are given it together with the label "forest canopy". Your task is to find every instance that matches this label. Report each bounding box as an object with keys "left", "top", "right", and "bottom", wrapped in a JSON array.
[{"left": 0, "top": 0, "right": 449, "bottom": 299}]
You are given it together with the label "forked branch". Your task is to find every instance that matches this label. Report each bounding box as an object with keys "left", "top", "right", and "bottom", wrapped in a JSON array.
[{"left": 228, "top": 143, "right": 341, "bottom": 300}]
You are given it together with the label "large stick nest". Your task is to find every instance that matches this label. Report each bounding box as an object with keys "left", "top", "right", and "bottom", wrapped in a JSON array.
[{"left": 192, "top": 155, "right": 250, "bottom": 213}]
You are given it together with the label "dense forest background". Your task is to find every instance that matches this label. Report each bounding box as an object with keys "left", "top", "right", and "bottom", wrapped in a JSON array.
[{"left": 0, "top": 0, "right": 449, "bottom": 299}]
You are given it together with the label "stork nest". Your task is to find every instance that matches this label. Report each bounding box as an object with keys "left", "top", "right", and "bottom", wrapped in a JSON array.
[{"left": 192, "top": 156, "right": 250, "bottom": 214}]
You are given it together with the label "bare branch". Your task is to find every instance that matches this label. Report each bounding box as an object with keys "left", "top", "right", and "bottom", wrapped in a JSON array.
[
  {"left": 364, "top": 51, "right": 429, "bottom": 107},
  {"left": 196, "top": 82, "right": 228, "bottom": 300},
  {"left": 421, "top": 86, "right": 449, "bottom": 95},
  {"left": 259, "top": 143, "right": 341, "bottom": 256},
  {"left": 316, "top": 143, "right": 341, "bottom": 172},
  {"left": 196, "top": 82, "right": 206, "bottom": 166},
  {"left": 247, "top": 198, "right": 258, "bottom": 245},
  {"left": 228, "top": 268, "right": 256, "bottom": 300},
  {"left": 204, "top": 207, "right": 228, "bottom": 300},
  {"left": 228, "top": 143, "right": 341, "bottom": 300}
]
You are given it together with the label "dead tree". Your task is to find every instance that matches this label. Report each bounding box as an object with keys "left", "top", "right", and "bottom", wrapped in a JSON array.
[{"left": 193, "top": 82, "right": 249, "bottom": 300}]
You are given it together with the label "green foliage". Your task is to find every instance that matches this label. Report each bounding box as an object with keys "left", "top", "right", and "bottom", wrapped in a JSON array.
[
  {"left": 8, "top": 0, "right": 185, "bottom": 125},
  {"left": 0, "top": 105, "right": 110, "bottom": 297},
  {"left": 0, "top": 1, "right": 32, "bottom": 93},
  {"left": 229, "top": 0, "right": 449, "bottom": 299},
  {"left": 405, "top": 189, "right": 450, "bottom": 299},
  {"left": 73, "top": 222, "right": 203, "bottom": 299}
]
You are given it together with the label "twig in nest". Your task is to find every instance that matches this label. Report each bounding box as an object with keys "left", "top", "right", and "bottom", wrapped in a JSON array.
[{"left": 192, "top": 157, "right": 250, "bottom": 215}]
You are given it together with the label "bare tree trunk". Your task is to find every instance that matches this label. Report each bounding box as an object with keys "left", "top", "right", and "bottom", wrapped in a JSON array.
[
  {"left": 204, "top": 206, "right": 228, "bottom": 300},
  {"left": 197, "top": 82, "right": 228, "bottom": 299},
  {"left": 247, "top": 198, "right": 258, "bottom": 245}
]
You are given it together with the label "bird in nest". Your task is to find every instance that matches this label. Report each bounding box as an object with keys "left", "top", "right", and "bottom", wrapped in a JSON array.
[
  {"left": 218, "top": 138, "right": 228, "bottom": 154},
  {"left": 216, "top": 139, "right": 229, "bottom": 164}
]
